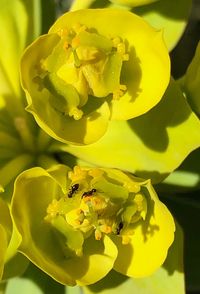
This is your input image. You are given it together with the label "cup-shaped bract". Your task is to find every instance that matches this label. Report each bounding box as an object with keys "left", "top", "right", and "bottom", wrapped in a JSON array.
[
  {"left": 21, "top": 9, "right": 170, "bottom": 145},
  {"left": 11, "top": 164, "right": 175, "bottom": 285},
  {"left": 0, "top": 197, "right": 28, "bottom": 281}
]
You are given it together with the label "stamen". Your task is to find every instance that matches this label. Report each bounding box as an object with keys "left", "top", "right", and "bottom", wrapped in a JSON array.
[
  {"left": 57, "top": 28, "right": 68, "bottom": 39},
  {"left": 68, "top": 166, "right": 87, "bottom": 182},
  {"left": 95, "top": 229, "right": 102, "bottom": 240},
  {"left": 113, "top": 85, "right": 127, "bottom": 100},
  {"left": 122, "top": 235, "right": 130, "bottom": 245},
  {"left": 100, "top": 224, "right": 112, "bottom": 234},
  {"left": 72, "top": 23, "right": 87, "bottom": 34},
  {"left": 63, "top": 41, "right": 69, "bottom": 50},
  {"left": 45, "top": 199, "right": 60, "bottom": 222},
  {"left": 134, "top": 193, "right": 144, "bottom": 211},
  {"left": 68, "top": 107, "right": 83, "bottom": 120},
  {"left": 112, "top": 37, "right": 121, "bottom": 47}
]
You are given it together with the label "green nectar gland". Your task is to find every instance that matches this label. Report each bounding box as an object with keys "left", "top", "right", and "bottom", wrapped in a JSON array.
[
  {"left": 45, "top": 166, "right": 147, "bottom": 257},
  {"left": 39, "top": 24, "right": 129, "bottom": 120}
]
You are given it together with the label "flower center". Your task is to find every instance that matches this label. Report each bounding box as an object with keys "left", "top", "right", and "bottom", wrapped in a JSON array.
[
  {"left": 45, "top": 166, "right": 147, "bottom": 256},
  {"left": 41, "top": 24, "right": 129, "bottom": 120}
]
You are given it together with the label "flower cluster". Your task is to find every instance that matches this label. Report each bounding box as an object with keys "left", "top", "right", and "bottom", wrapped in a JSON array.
[{"left": 0, "top": 2, "right": 200, "bottom": 292}]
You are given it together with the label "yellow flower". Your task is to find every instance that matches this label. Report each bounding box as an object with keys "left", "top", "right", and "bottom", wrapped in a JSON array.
[
  {"left": 11, "top": 164, "right": 175, "bottom": 285},
  {"left": 21, "top": 9, "right": 170, "bottom": 145}
]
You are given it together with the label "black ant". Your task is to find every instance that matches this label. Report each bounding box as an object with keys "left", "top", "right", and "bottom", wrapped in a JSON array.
[
  {"left": 68, "top": 183, "right": 79, "bottom": 198},
  {"left": 116, "top": 222, "right": 123, "bottom": 235},
  {"left": 82, "top": 188, "right": 97, "bottom": 198}
]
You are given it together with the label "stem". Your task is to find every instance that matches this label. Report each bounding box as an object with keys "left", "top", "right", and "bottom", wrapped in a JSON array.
[
  {"left": 0, "top": 154, "right": 34, "bottom": 187},
  {"left": 47, "top": 142, "right": 67, "bottom": 153},
  {"left": 0, "top": 148, "right": 21, "bottom": 160},
  {"left": 0, "top": 131, "right": 22, "bottom": 149},
  {"left": 14, "top": 117, "right": 36, "bottom": 152},
  {"left": 70, "top": 0, "right": 96, "bottom": 10},
  {"left": 0, "top": 282, "right": 7, "bottom": 294},
  {"left": 36, "top": 154, "right": 59, "bottom": 169},
  {"left": 36, "top": 129, "right": 53, "bottom": 152}
]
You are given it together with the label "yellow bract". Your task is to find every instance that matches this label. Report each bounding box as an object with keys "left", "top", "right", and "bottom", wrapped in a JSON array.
[
  {"left": 21, "top": 9, "right": 170, "bottom": 145},
  {"left": 11, "top": 165, "right": 175, "bottom": 284}
]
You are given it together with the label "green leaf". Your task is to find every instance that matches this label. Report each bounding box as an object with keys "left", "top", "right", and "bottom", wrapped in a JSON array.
[
  {"left": 71, "top": 0, "right": 192, "bottom": 51},
  {"left": 161, "top": 194, "right": 200, "bottom": 292},
  {"left": 157, "top": 148, "right": 200, "bottom": 193},
  {"left": 5, "top": 263, "right": 65, "bottom": 294},
  {"left": 182, "top": 41, "right": 200, "bottom": 117},
  {"left": 0, "top": 0, "right": 41, "bottom": 96},
  {"left": 82, "top": 224, "right": 184, "bottom": 294},
  {"left": 133, "top": 0, "right": 192, "bottom": 51},
  {"left": 59, "top": 79, "right": 200, "bottom": 183},
  {"left": 40, "top": 0, "right": 56, "bottom": 34}
]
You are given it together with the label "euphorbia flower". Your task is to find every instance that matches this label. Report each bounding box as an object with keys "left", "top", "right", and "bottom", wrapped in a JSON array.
[
  {"left": 21, "top": 9, "right": 170, "bottom": 145},
  {"left": 11, "top": 164, "right": 175, "bottom": 285}
]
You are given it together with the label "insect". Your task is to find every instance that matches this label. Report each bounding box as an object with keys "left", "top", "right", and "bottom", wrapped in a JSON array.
[
  {"left": 116, "top": 222, "right": 123, "bottom": 235},
  {"left": 68, "top": 183, "right": 79, "bottom": 198},
  {"left": 82, "top": 188, "right": 97, "bottom": 198}
]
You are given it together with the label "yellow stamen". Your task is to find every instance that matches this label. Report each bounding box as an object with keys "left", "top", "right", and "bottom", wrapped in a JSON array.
[
  {"left": 57, "top": 28, "right": 68, "bottom": 38},
  {"left": 72, "top": 36, "right": 80, "bottom": 48},
  {"left": 112, "top": 37, "right": 121, "bottom": 47},
  {"left": 117, "top": 43, "right": 126, "bottom": 55},
  {"left": 68, "top": 166, "right": 87, "bottom": 183},
  {"left": 122, "top": 235, "right": 130, "bottom": 245},
  {"left": 68, "top": 107, "right": 83, "bottom": 120},
  {"left": 63, "top": 41, "right": 69, "bottom": 50},
  {"left": 100, "top": 224, "right": 112, "bottom": 234},
  {"left": 72, "top": 23, "right": 87, "bottom": 34},
  {"left": 95, "top": 229, "right": 102, "bottom": 240},
  {"left": 46, "top": 199, "right": 60, "bottom": 218},
  {"left": 134, "top": 193, "right": 144, "bottom": 211}
]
